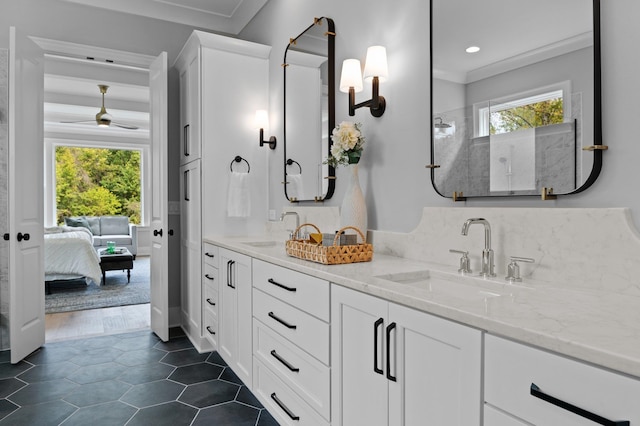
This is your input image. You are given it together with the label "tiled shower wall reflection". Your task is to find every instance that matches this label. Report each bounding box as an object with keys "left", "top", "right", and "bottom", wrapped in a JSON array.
[
  {"left": 433, "top": 94, "right": 582, "bottom": 197},
  {"left": 0, "top": 49, "right": 9, "bottom": 350}
]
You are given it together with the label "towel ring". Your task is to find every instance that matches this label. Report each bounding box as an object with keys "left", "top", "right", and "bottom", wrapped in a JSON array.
[
  {"left": 286, "top": 158, "right": 302, "bottom": 174},
  {"left": 230, "top": 156, "right": 250, "bottom": 173}
]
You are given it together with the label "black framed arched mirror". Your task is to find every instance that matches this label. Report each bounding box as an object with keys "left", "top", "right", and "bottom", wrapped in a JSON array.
[
  {"left": 430, "top": 0, "right": 602, "bottom": 199},
  {"left": 283, "top": 17, "right": 335, "bottom": 202}
]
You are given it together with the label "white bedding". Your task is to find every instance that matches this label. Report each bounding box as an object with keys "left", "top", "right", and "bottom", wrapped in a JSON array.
[{"left": 44, "top": 228, "right": 102, "bottom": 285}]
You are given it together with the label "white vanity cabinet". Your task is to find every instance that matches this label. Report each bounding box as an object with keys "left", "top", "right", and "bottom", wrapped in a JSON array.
[
  {"left": 251, "top": 260, "right": 331, "bottom": 426},
  {"left": 175, "top": 30, "right": 269, "bottom": 352},
  {"left": 218, "top": 248, "right": 253, "bottom": 386},
  {"left": 201, "top": 243, "right": 219, "bottom": 347},
  {"left": 484, "top": 334, "right": 640, "bottom": 425},
  {"left": 331, "top": 284, "right": 482, "bottom": 426}
]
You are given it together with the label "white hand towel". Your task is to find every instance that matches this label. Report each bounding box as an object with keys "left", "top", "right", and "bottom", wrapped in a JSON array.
[
  {"left": 227, "top": 171, "right": 250, "bottom": 217},
  {"left": 287, "top": 173, "right": 304, "bottom": 200}
]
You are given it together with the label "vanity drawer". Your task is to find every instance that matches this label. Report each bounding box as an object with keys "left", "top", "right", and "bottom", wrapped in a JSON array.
[
  {"left": 203, "top": 310, "right": 218, "bottom": 347},
  {"left": 253, "top": 289, "right": 329, "bottom": 365},
  {"left": 484, "top": 405, "right": 529, "bottom": 425},
  {"left": 253, "top": 359, "right": 330, "bottom": 426},
  {"left": 253, "top": 320, "right": 330, "bottom": 420},
  {"left": 485, "top": 334, "right": 640, "bottom": 425},
  {"left": 253, "top": 259, "right": 329, "bottom": 322},
  {"left": 202, "top": 262, "right": 218, "bottom": 288},
  {"left": 203, "top": 243, "right": 219, "bottom": 268},
  {"left": 203, "top": 279, "right": 218, "bottom": 319}
]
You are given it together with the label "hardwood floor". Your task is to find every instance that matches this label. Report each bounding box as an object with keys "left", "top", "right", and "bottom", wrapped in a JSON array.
[{"left": 45, "top": 303, "right": 151, "bottom": 343}]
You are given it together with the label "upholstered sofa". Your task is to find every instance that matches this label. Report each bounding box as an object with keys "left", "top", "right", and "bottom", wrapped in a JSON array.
[{"left": 64, "top": 215, "right": 138, "bottom": 258}]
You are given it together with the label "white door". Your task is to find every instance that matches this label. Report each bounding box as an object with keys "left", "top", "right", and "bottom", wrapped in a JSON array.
[
  {"left": 331, "top": 285, "right": 389, "bottom": 426},
  {"left": 388, "top": 302, "right": 482, "bottom": 425},
  {"left": 8, "top": 27, "right": 45, "bottom": 363},
  {"left": 149, "top": 52, "right": 169, "bottom": 342}
]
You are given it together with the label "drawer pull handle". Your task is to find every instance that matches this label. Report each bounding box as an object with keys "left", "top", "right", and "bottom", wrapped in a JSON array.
[
  {"left": 206, "top": 298, "right": 215, "bottom": 306},
  {"left": 268, "top": 278, "right": 297, "bottom": 292},
  {"left": 373, "top": 317, "right": 384, "bottom": 375},
  {"left": 270, "top": 350, "right": 300, "bottom": 372},
  {"left": 530, "top": 383, "right": 629, "bottom": 426},
  {"left": 268, "top": 312, "right": 297, "bottom": 329},
  {"left": 205, "top": 252, "right": 215, "bottom": 258},
  {"left": 270, "top": 392, "right": 300, "bottom": 421},
  {"left": 386, "top": 322, "right": 397, "bottom": 382},
  {"left": 227, "top": 260, "right": 235, "bottom": 288},
  {"left": 206, "top": 326, "right": 215, "bottom": 335},
  {"left": 205, "top": 274, "right": 215, "bottom": 281}
]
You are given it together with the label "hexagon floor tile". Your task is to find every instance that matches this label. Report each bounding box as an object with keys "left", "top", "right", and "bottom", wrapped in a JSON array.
[{"left": 0, "top": 328, "right": 280, "bottom": 425}]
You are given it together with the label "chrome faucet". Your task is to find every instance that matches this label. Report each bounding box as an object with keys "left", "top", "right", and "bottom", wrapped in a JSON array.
[
  {"left": 280, "top": 211, "right": 300, "bottom": 238},
  {"left": 461, "top": 218, "right": 496, "bottom": 277}
]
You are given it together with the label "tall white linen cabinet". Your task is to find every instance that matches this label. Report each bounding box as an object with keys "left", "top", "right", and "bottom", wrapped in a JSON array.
[{"left": 174, "top": 30, "right": 271, "bottom": 369}]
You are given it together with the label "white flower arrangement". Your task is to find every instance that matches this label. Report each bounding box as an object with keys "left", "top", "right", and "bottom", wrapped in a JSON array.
[{"left": 325, "top": 121, "right": 365, "bottom": 168}]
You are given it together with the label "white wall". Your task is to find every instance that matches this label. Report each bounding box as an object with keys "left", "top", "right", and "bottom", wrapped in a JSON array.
[{"left": 241, "top": 0, "right": 640, "bottom": 233}]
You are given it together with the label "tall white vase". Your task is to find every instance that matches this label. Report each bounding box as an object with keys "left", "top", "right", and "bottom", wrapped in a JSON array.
[{"left": 340, "top": 163, "right": 367, "bottom": 238}]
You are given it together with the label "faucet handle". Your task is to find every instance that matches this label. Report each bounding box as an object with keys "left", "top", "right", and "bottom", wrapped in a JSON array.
[
  {"left": 505, "top": 256, "right": 535, "bottom": 283},
  {"left": 449, "top": 249, "right": 472, "bottom": 275}
]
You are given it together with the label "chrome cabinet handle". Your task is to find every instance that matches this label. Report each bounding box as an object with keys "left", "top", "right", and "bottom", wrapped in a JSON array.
[{"left": 530, "top": 383, "right": 629, "bottom": 426}]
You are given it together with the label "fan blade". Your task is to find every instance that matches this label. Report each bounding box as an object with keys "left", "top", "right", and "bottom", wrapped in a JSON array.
[
  {"left": 112, "top": 122, "right": 139, "bottom": 130},
  {"left": 60, "top": 120, "right": 96, "bottom": 124}
]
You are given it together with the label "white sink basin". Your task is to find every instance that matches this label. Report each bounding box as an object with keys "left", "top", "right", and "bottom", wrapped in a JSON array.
[
  {"left": 374, "top": 269, "right": 513, "bottom": 301},
  {"left": 242, "top": 240, "right": 279, "bottom": 248}
]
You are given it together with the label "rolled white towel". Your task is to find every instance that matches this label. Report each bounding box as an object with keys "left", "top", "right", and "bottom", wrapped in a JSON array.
[
  {"left": 227, "top": 171, "right": 250, "bottom": 217},
  {"left": 287, "top": 173, "right": 304, "bottom": 200}
]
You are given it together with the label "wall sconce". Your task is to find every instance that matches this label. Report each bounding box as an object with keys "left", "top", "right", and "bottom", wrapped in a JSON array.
[
  {"left": 255, "top": 109, "right": 276, "bottom": 149},
  {"left": 340, "top": 45, "right": 388, "bottom": 117}
]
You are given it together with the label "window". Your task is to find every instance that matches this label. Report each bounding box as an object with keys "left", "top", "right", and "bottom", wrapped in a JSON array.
[
  {"left": 475, "top": 82, "right": 571, "bottom": 137},
  {"left": 55, "top": 146, "right": 142, "bottom": 225}
]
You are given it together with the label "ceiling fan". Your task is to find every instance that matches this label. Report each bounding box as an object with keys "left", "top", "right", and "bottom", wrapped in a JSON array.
[{"left": 62, "top": 84, "right": 139, "bottom": 130}]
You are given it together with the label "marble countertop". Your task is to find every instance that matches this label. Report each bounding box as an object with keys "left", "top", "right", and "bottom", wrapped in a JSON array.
[{"left": 204, "top": 235, "right": 640, "bottom": 379}]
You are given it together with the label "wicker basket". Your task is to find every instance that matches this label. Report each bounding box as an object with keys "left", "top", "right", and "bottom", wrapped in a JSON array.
[{"left": 285, "top": 223, "right": 373, "bottom": 265}]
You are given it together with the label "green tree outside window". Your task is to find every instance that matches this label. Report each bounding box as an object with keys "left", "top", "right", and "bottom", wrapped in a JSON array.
[{"left": 55, "top": 147, "right": 141, "bottom": 225}]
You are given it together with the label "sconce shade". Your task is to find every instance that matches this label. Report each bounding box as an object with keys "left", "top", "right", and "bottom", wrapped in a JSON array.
[
  {"left": 339, "top": 59, "right": 363, "bottom": 93},
  {"left": 363, "top": 45, "right": 388, "bottom": 83},
  {"left": 255, "top": 109, "right": 269, "bottom": 130}
]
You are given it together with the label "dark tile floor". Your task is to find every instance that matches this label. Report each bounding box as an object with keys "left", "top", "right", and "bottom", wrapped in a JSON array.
[{"left": 0, "top": 329, "right": 279, "bottom": 425}]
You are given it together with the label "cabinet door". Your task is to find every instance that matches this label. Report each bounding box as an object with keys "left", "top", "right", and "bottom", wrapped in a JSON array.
[
  {"left": 179, "top": 51, "right": 200, "bottom": 165},
  {"left": 219, "top": 248, "right": 252, "bottom": 386},
  {"left": 179, "top": 161, "right": 201, "bottom": 338},
  {"left": 331, "top": 285, "right": 389, "bottom": 426},
  {"left": 388, "top": 303, "right": 482, "bottom": 426}
]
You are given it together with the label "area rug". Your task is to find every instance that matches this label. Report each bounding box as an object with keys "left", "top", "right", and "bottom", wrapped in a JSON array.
[{"left": 45, "top": 256, "right": 150, "bottom": 314}]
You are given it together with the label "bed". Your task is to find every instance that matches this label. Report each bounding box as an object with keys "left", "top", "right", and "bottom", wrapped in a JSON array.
[{"left": 44, "top": 226, "right": 102, "bottom": 292}]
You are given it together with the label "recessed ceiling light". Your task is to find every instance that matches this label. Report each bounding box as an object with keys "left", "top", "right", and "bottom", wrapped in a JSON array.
[{"left": 465, "top": 46, "right": 480, "bottom": 53}]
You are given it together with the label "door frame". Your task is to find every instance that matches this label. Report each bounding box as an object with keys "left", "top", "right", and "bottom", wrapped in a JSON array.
[{"left": 32, "top": 37, "right": 171, "bottom": 340}]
